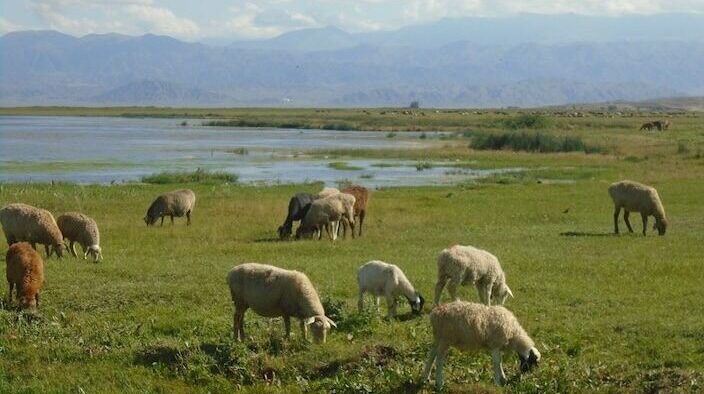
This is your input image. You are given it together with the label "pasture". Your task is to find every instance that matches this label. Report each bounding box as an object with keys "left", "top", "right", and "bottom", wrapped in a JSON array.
[{"left": 1, "top": 110, "right": 704, "bottom": 393}]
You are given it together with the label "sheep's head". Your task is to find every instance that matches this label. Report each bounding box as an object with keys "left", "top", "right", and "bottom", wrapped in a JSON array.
[
  {"left": 86, "top": 245, "right": 102, "bottom": 262},
  {"left": 278, "top": 225, "right": 292, "bottom": 240},
  {"left": 19, "top": 295, "right": 38, "bottom": 310},
  {"left": 144, "top": 215, "right": 158, "bottom": 226},
  {"left": 654, "top": 218, "right": 667, "bottom": 236},
  {"left": 52, "top": 242, "right": 65, "bottom": 258},
  {"left": 492, "top": 283, "right": 513, "bottom": 305},
  {"left": 406, "top": 293, "right": 425, "bottom": 314},
  {"left": 519, "top": 347, "right": 541, "bottom": 373},
  {"left": 304, "top": 315, "right": 336, "bottom": 344}
]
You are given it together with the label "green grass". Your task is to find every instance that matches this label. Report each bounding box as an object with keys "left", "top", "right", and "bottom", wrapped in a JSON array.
[
  {"left": 326, "top": 162, "right": 364, "bottom": 171},
  {"left": 141, "top": 169, "right": 238, "bottom": 184}
]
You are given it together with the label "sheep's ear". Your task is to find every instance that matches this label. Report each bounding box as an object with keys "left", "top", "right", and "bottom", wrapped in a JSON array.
[
  {"left": 303, "top": 317, "right": 316, "bottom": 326},
  {"left": 505, "top": 285, "right": 514, "bottom": 298},
  {"left": 325, "top": 317, "right": 337, "bottom": 328}
]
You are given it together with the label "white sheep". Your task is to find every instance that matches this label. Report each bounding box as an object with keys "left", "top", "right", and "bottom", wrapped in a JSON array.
[
  {"left": 227, "top": 263, "right": 337, "bottom": 343},
  {"left": 357, "top": 260, "right": 425, "bottom": 318},
  {"left": 317, "top": 187, "right": 340, "bottom": 199},
  {"left": 0, "top": 203, "right": 65, "bottom": 258},
  {"left": 422, "top": 301, "right": 541, "bottom": 388},
  {"left": 434, "top": 245, "right": 513, "bottom": 307},
  {"left": 608, "top": 180, "right": 668, "bottom": 236},
  {"left": 296, "top": 193, "right": 355, "bottom": 241},
  {"left": 56, "top": 212, "right": 103, "bottom": 262}
]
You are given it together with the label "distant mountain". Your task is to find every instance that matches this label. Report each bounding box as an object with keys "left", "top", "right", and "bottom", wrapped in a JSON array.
[
  {"left": 91, "top": 80, "right": 233, "bottom": 105},
  {"left": 2, "top": 15, "right": 704, "bottom": 108}
]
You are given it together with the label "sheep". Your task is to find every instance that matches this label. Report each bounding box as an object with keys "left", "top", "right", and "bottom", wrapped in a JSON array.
[
  {"left": 422, "top": 301, "right": 541, "bottom": 388},
  {"left": 277, "top": 192, "right": 315, "bottom": 239},
  {"left": 0, "top": 203, "right": 64, "bottom": 258},
  {"left": 144, "top": 189, "right": 196, "bottom": 226},
  {"left": 340, "top": 185, "right": 369, "bottom": 238},
  {"left": 5, "top": 242, "right": 45, "bottom": 310},
  {"left": 433, "top": 245, "right": 513, "bottom": 307},
  {"left": 608, "top": 180, "right": 668, "bottom": 236},
  {"left": 227, "top": 263, "right": 336, "bottom": 343},
  {"left": 296, "top": 193, "right": 355, "bottom": 241},
  {"left": 317, "top": 187, "right": 340, "bottom": 199},
  {"left": 56, "top": 212, "right": 103, "bottom": 262},
  {"left": 357, "top": 260, "right": 424, "bottom": 318}
]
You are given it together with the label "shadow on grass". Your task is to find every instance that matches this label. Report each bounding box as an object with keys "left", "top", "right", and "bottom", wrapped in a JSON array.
[
  {"left": 560, "top": 231, "right": 616, "bottom": 237},
  {"left": 396, "top": 311, "right": 425, "bottom": 322},
  {"left": 253, "top": 237, "right": 284, "bottom": 243}
]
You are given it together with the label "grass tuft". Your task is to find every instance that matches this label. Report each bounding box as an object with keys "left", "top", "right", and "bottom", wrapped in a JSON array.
[
  {"left": 141, "top": 168, "right": 237, "bottom": 184},
  {"left": 469, "top": 131, "right": 604, "bottom": 154}
]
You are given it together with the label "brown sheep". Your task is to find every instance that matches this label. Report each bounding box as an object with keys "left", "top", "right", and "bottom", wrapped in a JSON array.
[
  {"left": 6, "top": 242, "right": 45, "bottom": 309},
  {"left": 340, "top": 185, "right": 369, "bottom": 237}
]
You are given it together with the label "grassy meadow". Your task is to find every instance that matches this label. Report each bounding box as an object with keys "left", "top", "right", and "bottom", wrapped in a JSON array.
[{"left": 1, "top": 109, "right": 704, "bottom": 393}]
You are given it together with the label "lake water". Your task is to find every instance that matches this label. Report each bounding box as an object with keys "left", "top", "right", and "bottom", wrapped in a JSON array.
[{"left": 0, "top": 116, "right": 519, "bottom": 186}]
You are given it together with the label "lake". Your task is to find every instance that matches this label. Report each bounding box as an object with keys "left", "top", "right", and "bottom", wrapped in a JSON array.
[{"left": 0, "top": 116, "right": 518, "bottom": 186}]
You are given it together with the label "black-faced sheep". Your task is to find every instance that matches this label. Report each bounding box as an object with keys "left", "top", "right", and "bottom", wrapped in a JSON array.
[
  {"left": 0, "top": 203, "right": 64, "bottom": 258},
  {"left": 357, "top": 260, "right": 424, "bottom": 318},
  {"left": 434, "top": 245, "right": 513, "bottom": 307},
  {"left": 608, "top": 180, "right": 667, "bottom": 236},
  {"left": 422, "top": 301, "right": 540, "bottom": 388},
  {"left": 144, "top": 189, "right": 196, "bottom": 226},
  {"left": 56, "top": 212, "right": 102, "bottom": 262},
  {"left": 6, "top": 242, "right": 45, "bottom": 310},
  {"left": 227, "top": 263, "right": 336, "bottom": 343},
  {"left": 278, "top": 192, "right": 315, "bottom": 240}
]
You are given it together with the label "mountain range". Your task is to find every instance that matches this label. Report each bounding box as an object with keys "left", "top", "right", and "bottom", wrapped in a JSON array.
[{"left": 1, "top": 14, "right": 704, "bottom": 107}]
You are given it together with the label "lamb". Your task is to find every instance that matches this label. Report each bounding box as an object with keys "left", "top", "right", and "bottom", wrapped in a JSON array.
[
  {"left": 6, "top": 242, "right": 45, "bottom": 310},
  {"left": 357, "top": 260, "right": 424, "bottom": 318},
  {"left": 608, "top": 180, "right": 668, "bottom": 236},
  {"left": 0, "top": 203, "right": 65, "bottom": 258},
  {"left": 433, "top": 245, "right": 513, "bottom": 307},
  {"left": 422, "top": 301, "right": 541, "bottom": 388},
  {"left": 56, "top": 212, "right": 103, "bottom": 262},
  {"left": 144, "top": 189, "right": 196, "bottom": 226},
  {"left": 340, "top": 185, "right": 369, "bottom": 237},
  {"left": 227, "top": 263, "right": 336, "bottom": 343},
  {"left": 296, "top": 193, "right": 355, "bottom": 241},
  {"left": 277, "top": 192, "right": 315, "bottom": 239}
]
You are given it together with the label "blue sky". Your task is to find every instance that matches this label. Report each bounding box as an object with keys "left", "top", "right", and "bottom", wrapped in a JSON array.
[{"left": 2, "top": 0, "right": 703, "bottom": 41}]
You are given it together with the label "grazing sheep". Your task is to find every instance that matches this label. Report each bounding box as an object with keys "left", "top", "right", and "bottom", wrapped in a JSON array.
[
  {"left": 227, "top": 263, "right": 336, "bottom": 343},
  {"left": 422, "top": 301, "right": 541, "bottom": 388},
  {"left": 6, "top": 242, "right": 45, "bottom": 309},
  {"left": 608, "top": 180, "right": 667, "bottom": 236},
  {"left": 296, "top": 193, "right": 355, "bottom": 241},
  {"left": 434, "top": 245, "right": 513, "bottom": 307},
  {"left": 639, "top": 122, "right": 655, "bottom": 131},
  {"left": 317, "top": 187, "right": 340, "bottom": 199},
  {"left": 653, "top": 120, "right": 671, "bottom": 131},
  {"left": 340, "top": 185, "right": 370, "bottom": 237},
  {"left": 278, "top": 192, "right": 315, "bottom": 239},
  {"left": 56, "top": 212, "right": 102, "bottom": 262},
  {"left": 0, "top": 203, "right": 64, "bottom": 258},
  {"left": 357, "top": 260, "right": 424, "bottom": 318},
  {"left": 144, "top": 189, "right": 196, "bottom": 226}
]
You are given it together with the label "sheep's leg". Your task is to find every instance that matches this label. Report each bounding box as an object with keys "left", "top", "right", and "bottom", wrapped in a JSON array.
[
  {"left": 641, "top": 212, "right": 648, "bottom": 236},
  {"left": 234, "top": 305, "right": 247, "bottom": 341},
  {"left": 434, "top": 344, "right": 449, "bottom": 390},
  {"left": 35, "top": 293, "right": 39, "bottom": 307},
  {"left": 447, "top": 280, "right": 460, "bottom": 302},
  {"left": 160, "top": 216, "right": 164, "bottom": 226},
  {"left": 358, "top": 211, "right": 365, "bottom": 237},
  {"left": 375, "top": 296, "right": 381, "bottom": 311},
  {"left": 624, "top": 211, "right": 634, "bottom": 233},
  {"left": 433, "top": 278, "right": 447, "bottom": 306},
  {"left": 283, "top": 316, "right": 291, "bottom": 338},
  {"left": 386, "top": 295, "right": 397, "bottom": 318},
  {"left": 299, "top": 320, "right": 308, "bottom": 340},
  {"left": 491, "top": 349, "right": 507, "bottom": 386},
  {"left": 613, "top": 206, "right": 621, "bottom": 234},
  {"left": 44, "top": 244, "right": 51, "bottom": 257},
  {"left": 30, "top": 242, "right": 37, "bottom": 251},
  {"left": 186, "top": 210, "right": 191, "bottom": 225},
  {"left": 170, "top": 215, "right": 174, "bottom": 225},
  {"left": 6, "top": 282, "right": 13, "bottom": 304},
  {"left": 331, "top": 221, "right": 339, "bottom": 241},
  {"left": 479, "top": 283, "right": 492, "bottom": 305},
  {"left": 70, "top": 241, "right": 78, "bottom": 257},
  {"left": 421, "top": 343, "right": 438, "bottom": 382},
  {"left": 357, "top": 290, "right": 365, "bottom": 312}
]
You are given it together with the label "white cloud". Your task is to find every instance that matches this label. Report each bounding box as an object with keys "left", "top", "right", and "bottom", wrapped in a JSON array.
[
  {"left": 0, "top": 18, "right": 22, "bottom": 34},
  {"left": 126, "top": 4, "right": 200, "bottom": 37}
]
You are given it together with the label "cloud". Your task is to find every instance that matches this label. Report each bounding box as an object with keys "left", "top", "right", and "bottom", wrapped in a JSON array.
[
  {"left": 0, "top": 18, "right": 22, "bottom": 34},
  {"left": 126, "top": 4, "right": 200, "bottom": 37}
]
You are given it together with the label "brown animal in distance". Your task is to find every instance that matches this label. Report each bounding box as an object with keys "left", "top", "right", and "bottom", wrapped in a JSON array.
[{"left": 340, "top": 185, "right": 369, "bottom": 238}]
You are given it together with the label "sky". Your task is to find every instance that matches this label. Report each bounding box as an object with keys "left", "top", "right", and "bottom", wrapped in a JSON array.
[{"left": 1, "top": 0, "right": 703, "bottom": 41}]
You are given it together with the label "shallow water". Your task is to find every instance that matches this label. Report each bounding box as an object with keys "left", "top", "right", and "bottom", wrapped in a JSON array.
[{"left": 0, "top": 116, "right": 519, "bottom": 186}]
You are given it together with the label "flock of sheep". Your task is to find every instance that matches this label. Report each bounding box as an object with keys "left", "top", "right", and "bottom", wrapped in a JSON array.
[{"left": 0, "top": 178, "right": 667, "bottom": 388}]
